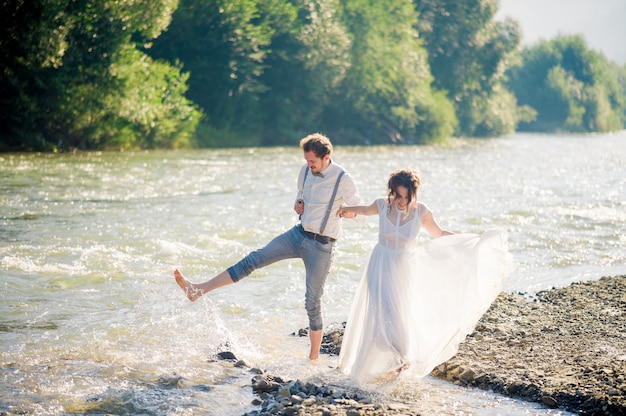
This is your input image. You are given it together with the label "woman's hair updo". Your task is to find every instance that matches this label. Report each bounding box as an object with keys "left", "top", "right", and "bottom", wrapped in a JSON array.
[{"left": 387, "top": 168, "right": 422, "bottom": 209}]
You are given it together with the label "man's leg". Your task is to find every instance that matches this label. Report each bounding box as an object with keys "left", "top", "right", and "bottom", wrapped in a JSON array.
[
  {"left": 301, "top": 238, "right": 335, "bottom": 360},
  {"left": 227, "top": 226, "right": 301, "bottom": 282},
  {"left": 309, "top": 329, "right": 323, "bottom": 361},
  {"left": 175, "top": 226, "right": 302, "bottom": 301}
]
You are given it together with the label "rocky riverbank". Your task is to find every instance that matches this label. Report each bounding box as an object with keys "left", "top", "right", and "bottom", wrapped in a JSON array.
[
  {"left": 432, "top": 275, "right": 626, "bottom": 415},
  {"left": 236, "top": 275, "right": 625, "bottom": 415}
]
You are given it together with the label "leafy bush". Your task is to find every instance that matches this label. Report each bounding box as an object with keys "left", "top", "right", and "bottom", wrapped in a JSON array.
[{"left": 507, "top": 35, "right": 625, "bottom": 133}]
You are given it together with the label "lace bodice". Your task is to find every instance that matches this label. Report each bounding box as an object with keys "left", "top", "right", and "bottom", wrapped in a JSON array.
[{"left": 376, "top": 198, "right": 429, "bottom": 250}]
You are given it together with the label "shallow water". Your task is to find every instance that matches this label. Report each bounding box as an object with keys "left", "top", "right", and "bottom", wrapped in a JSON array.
[{"left": 1, "top": 132, "right": 624, "bottom": 415}]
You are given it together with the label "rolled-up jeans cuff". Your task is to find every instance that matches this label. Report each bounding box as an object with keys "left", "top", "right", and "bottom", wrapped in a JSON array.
[{"left": 226, "top": 266, "right": 239, "bottom": 282}]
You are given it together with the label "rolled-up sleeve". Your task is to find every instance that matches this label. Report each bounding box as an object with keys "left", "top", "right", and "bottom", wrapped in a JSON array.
[
  {"left": 300, "top": 162, "right": 364, "bottom": 238},
  {"left": 339, "top": 173, "right": 365, "bottom": 222}
]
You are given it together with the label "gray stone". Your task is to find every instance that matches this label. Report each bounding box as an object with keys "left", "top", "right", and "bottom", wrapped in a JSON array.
[
  {"left": 276, "top": 386, "right": 291, "bottom": 399},
  {"left": 459, "top": 368, "right": 476, "bottom": 383},
  {"left": 302, "top": 397, "right": 317, "bottom": 406},
  {"left": 541, "top": 396, "right": 558, "bottom": 408}
]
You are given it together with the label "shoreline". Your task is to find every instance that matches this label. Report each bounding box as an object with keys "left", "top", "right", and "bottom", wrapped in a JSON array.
[
  {"left": 432, "top": 275, "right": 625, "bottom": 415},
  {"left": 240, "top": 275, "right": 625, "bottom": 415}
]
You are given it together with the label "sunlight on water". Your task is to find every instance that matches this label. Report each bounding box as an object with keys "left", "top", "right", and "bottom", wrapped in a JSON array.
[{"left": 1, "top": 133, "right": 624, "bottom": 414}]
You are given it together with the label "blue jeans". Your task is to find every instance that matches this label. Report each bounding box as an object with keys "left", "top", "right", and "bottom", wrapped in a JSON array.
[{"left": 227, "top": 225, "right": 335, "bottom": 331}]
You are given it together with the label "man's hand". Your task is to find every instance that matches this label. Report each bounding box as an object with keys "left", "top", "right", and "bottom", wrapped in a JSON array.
[{"left": 294, "top": 199, "right": 304, "bottom": 215}]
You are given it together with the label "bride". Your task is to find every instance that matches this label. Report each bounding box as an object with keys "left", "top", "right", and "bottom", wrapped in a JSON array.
[{"left": 336, "top": 168, "right": 512, "bottom": 383}]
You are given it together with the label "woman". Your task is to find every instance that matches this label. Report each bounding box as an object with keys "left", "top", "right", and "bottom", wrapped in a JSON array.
[{"left": 336, "top": 168, "right": 512, "bottom": 383}]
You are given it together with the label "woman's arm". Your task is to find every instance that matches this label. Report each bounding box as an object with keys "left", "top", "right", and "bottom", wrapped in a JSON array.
[
  {"left": 421, "top": 211, "right": 454, "bottom": 238},
  {"left": 337, "top": 200, "right": 379, "bottom": 217}
]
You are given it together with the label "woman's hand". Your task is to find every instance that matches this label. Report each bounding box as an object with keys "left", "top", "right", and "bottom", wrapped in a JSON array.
[{"left": 337, "top": 205, "right": 354, "bottom": 218}]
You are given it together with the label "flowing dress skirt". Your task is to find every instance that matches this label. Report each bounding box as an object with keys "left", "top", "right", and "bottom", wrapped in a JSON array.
[{"left": 337, "top": 229, "right": 513, "bottom": 383}]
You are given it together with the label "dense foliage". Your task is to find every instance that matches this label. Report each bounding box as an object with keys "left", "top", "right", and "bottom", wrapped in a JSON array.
[
  {"left": 507, "top": 35, "right": 626, "bottom": 133},
  {"left": 1, "top": 0, "right": 624, "bottom": 151},
  {"left": 149, "top": 0, "right": 456, "bottom": 146},
  {"left": 0, "top": 0, "right": 200, "bottom": 151},
  {"left": 415, "top": 0, "right": 530, "bottom": 137}
]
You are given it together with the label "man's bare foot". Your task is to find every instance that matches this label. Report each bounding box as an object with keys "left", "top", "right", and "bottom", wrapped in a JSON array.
[{"left": 174, "top": 269, "right": 203, "bottom": 301}]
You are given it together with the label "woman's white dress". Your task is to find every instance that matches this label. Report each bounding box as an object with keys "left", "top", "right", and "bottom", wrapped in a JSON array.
[{"left": 337, "top": 198, "right": 512, "bottom": 383}]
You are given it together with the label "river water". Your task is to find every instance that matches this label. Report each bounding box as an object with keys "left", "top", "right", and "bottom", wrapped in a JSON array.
[{"left": 1, "top": 133, "right": 624, "bottom": 415}]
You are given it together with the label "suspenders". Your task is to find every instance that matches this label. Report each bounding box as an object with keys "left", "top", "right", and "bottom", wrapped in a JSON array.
[{"left": 301, "top": 167, "right": 345, "bottom": 235}]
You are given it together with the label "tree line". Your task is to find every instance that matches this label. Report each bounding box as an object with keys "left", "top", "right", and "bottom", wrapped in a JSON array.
[{"left": 1, "top": 0, "right": 625, "bottom": 151}]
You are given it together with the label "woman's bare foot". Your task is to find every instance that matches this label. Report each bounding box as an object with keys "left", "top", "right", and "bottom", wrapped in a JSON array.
[
  {"left": 396, "top": 362, "right": 409, "bottom": 374},
  {"left": 374, "top": 370, "right": 399, "bottom": 383},
  {"left": 374, "top": 361, "right": 410, "bottom": 382},
  {"left": 174, "top": 269, "right": 204, "bottom": 301}
]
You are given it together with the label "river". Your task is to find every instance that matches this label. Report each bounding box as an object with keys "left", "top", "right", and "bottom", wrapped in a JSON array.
[{"left": 1, "top": 132, "right": 624, "bottom": 415}]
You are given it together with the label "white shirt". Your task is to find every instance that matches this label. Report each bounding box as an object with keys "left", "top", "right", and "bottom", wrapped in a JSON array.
[{"left": 296, "top": 160, "right": 363, "bottom": 239}]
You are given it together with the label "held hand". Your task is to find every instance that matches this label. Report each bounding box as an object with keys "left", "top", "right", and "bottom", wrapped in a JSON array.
[{"left": 337, "top": 205, "right": 354, "bottom": 218}]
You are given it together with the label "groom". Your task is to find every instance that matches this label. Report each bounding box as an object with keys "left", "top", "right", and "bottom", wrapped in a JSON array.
[{"left": 175, "top": 132, "right": 363, "bottom": 360}]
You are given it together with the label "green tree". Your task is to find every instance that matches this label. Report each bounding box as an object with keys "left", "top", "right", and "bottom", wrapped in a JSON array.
[
  {"left": 256, "top": 0, "right": 352, "bottom": 145},
  {"left": 148, "top": 0, "right": 298, "bottom": 147},
  {"left": 325, "top": 0, "right": 456, "bottom": 144},
  {"left": 0, "top": 0, "right": 200, "bottom": 151},
  {"left": 609, "top": 61, "right": 626, "bottom": 128},
  {"left": 105, "top": 45, "right": 199, "bottom": 149},
  {"left": 1, "top": 0, "right": 68, "bottom": 150},
  {"left": 507, "top": 35, "right": 625, "bottom": 133},
  {"left": 415, "top": 0, "right": 524, "bottom": 137}
]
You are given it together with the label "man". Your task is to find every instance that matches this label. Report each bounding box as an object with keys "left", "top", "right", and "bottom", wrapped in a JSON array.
[{"left": 174, "top": 133, "right": 363, "bottom": 360}]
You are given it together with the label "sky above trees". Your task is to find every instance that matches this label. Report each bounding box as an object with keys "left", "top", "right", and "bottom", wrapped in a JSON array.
[{"left": 496, "top": 0, "right": 626, "bottom": 64}]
